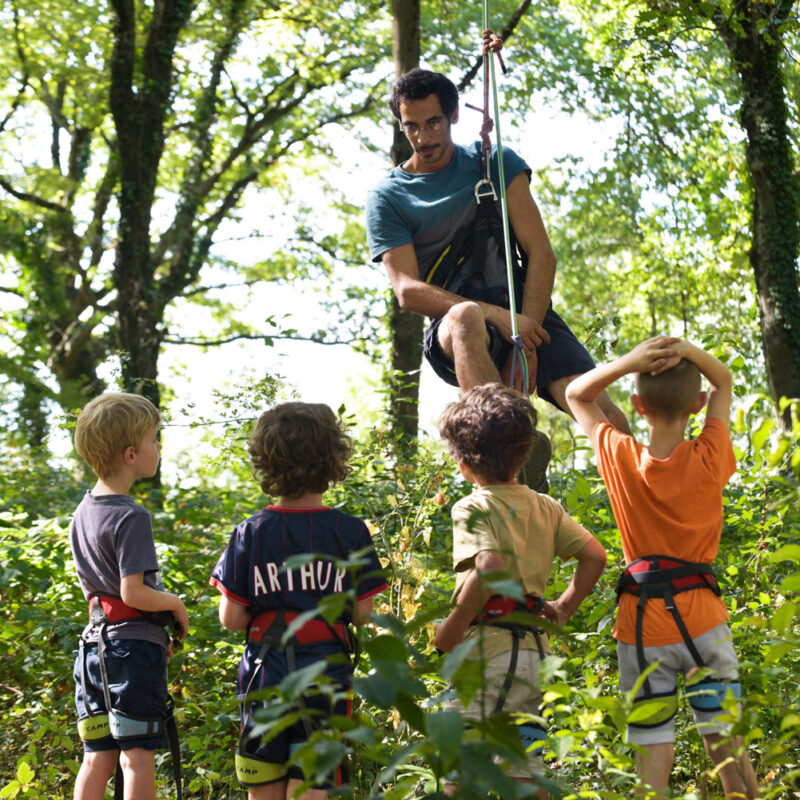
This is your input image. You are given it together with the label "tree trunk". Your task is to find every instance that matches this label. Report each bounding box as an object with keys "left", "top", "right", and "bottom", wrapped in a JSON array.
[
  {"left": 109, "top": 0, "right": 195, "bottom": 413},
  {"left": 713, "top": 0, "right": 800, "bottom": 427},
  {"left": 387, "top": 0, "right": 424, "bottom": 443}
]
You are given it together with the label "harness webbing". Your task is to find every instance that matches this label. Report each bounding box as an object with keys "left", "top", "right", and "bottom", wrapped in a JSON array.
[
  {"left": 79, "top": 596, "right": 183, "bottom": 800},
  {"left": 616, "top": 556, "right": 721, "bottom": 700},
  {"left": 471, "top": 594, "right": 546, "bottom": 714},
  {"left": 481, "top": 0, "right": 529, "bottom": 393}
]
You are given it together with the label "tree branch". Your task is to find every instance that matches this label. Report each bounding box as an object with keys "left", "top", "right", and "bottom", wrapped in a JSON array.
[
  {"left": 0, "top": 176, "right": 64, "bottom": 212},
  {"left": 163, "top": 331, "right": 361, "bottom": 347}
]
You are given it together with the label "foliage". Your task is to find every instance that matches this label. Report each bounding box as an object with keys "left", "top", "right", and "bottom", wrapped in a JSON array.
[{"left": 1, "top": 383, "right": 799, "bottom": 798}]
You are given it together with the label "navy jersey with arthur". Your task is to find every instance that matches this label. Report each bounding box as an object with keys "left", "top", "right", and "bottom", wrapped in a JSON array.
[
  {"left": 210, "top": 505, "right": 386, "bottom": 625},
  {"left": 211, "top": 505, "right": 386, "bottom": 694}
]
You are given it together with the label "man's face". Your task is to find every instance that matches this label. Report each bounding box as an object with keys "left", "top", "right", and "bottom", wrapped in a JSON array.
[{"left": 398, "top": 94, "right": 458, "bottom": 172}]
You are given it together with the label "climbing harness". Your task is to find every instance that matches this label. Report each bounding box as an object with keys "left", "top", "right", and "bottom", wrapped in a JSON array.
[
  {"left": 468, "top": 593, "right": 548, "bottom": 749},
  {"left": 616, "top": 556, "right": 741, "bottom": 727},
  {"left": 77, "top": 593, "right": 183, "bottom": 800},
  {"left": 235, "top": 608, "right": 357, "bottom": 785}
]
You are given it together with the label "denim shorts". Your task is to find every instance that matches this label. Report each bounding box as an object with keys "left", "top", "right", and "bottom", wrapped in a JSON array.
[
  {"left": 237, "top": 643, "right": 351, "bottom": 788},
  {"left": 423, "top": 305, "right": 595, "bottom": 408},
  {"left": 74, "top": 638, "right": 169, "bottom": 751}
]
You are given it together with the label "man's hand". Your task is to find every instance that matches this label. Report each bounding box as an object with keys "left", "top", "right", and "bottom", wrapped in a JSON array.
[
  {"left": 481, "top": 28, "right": 503, "bottom": 54},
  {"left": 489, "top": 309, "right": 550, "bottom": 353},
  {"left": 627, "top": 336, "right": 681, "bottom": 375}
]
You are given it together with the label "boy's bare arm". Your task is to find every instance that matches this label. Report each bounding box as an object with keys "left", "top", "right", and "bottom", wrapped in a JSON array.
[
  {"left": 543, "top": 536, "right": 606, "bottom": 627},
  {"left": 565, "top": 336, "right": 681, "bottom": 437},
  {"left": 434, "top": 550, "right": 505, "bottom": 652},
  {"left": 218, "top": 594, "right": 251, "bottom": 632},
  {"left": 354, "top": 597, "right": 374, "bottom": 626},
  {"left": 120, "top": 572, "right": 189, "bottom": 637},
  {"left": 671, "top": 340, "right": 733, "bottom": 422}
]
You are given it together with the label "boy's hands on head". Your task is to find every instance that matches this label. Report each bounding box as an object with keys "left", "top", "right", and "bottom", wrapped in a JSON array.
[{"left": 627, "top": 336, "right": 681, "bottom": 375}]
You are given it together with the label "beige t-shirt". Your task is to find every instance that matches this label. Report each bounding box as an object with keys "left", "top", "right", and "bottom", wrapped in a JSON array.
[{"left": 452, "top": 484, "right": 593, "bottom": 660}]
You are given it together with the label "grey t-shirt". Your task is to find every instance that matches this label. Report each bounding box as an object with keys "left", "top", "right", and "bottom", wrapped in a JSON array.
[{"left": 70, "top": 491, "right": 169, "bottom": 647}]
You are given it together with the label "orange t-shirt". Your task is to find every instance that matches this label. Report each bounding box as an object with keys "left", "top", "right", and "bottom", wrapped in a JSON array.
[{"left": 592, "top": 417, "right": 735, "bottom": 646}]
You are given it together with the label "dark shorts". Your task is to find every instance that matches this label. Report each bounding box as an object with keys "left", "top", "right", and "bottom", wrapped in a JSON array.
[
  {"left": 237, "top": 643, "right": 351, "bottom": 788},
  {"left": 74, "top": 638, "right": 169, "bottom": 752},
  {"left": 423, "top": 305, "right": 595, "bottom": 409}
]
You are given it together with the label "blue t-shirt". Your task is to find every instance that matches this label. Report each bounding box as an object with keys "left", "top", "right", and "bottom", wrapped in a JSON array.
[{"left": 366, "top": 141, "right": 530, "bottom": 276}]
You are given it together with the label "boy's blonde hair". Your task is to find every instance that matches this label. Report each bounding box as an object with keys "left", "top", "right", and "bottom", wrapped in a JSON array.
[
  {"left": 636, "top": 359, "right": 701, "bottom": 421},
  {"left": 75, "top": 393, "right": 161, "bottom": 479},
  {"left": 249, "top": 402, "right": 352, "bottom": 499},
  {"left": 438, "top": 383, "right": 537, "bottom": 483}
]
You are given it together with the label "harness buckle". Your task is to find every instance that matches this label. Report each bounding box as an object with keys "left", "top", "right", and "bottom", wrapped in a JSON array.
[{"left": 474, "top": 178, "right": 497, "bottom": 203}]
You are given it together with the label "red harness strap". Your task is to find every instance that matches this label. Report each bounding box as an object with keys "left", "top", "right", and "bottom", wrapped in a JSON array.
[
  {"left": 473, "top": 594, "right": 543, "bottom": 623},
  {"left": 89, "top": 594, "right": 147, "bottom": 624},
  {"left": 247, "top": 610, "right": 347, "bottom": 646}
]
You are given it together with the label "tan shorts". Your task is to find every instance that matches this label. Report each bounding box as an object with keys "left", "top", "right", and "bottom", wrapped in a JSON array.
[
  {"left": 444, "top": 648, "right": 546, "bottom": 778},
  {"left": 618, "top": 622, "right": 741, "bottom": 745}
]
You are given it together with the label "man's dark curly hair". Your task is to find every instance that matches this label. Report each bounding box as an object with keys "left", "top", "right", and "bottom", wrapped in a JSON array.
[
  {"left": 249, "top": 402, "right": 352, "bottom": 499},
  {"left": 437, "top": 383, "right": 538, "bottom": 484},
  {"left": 388, "top": 68, "right": 459, "bottom": 119}
]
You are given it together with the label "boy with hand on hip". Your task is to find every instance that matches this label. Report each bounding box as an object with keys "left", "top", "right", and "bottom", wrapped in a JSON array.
[
  {"left": 434, "top": 384, "right": 606, "bottom": 792},
  {"left": 70, "top": 393, "right": 188, "bottom": 800},
  {"left": 565, "top": 337, "right": 760, "bottom": 799},
  {"left": 210, "top": 402, "right": 386, "bottom": 800}
]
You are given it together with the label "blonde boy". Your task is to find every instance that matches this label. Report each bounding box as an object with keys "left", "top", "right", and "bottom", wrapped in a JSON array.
[
  {"left": 70, "top": 393, "right": 188, "bottom": 800},
  {"left": 566, "top": 337, "right": 759, "bottom": 799}
]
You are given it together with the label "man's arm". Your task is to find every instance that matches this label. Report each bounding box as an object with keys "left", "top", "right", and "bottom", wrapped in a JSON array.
[
  {"left": 382, "top": 242, "right": 550, "bottom": 352},
  {"left": 542, "top": 536, "right": 606, "bottom": 627},
  {"left": 506, "top": 173, "right": 556, "bottom": 328},
  {"left": 565, "top": 336, "right": 681, "bottom": 438},
  {"left": 433, "top": 549, "right": 505, "bottom": 652}
]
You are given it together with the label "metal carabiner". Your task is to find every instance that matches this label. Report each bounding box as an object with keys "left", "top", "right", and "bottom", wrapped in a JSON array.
[{"left": 474, "top": 178, "right": 497, "bottom": 203}]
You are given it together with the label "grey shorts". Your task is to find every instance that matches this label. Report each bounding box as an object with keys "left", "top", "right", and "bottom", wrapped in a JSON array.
[
  {"left": 423, "top": 305, "right": 595, "bottom": 409},
  {"left": 443, "top": 648, "right": 546, "bottom": 778},
  {"left": 618, "top": 623, "right": 741, "bottom": 745}
]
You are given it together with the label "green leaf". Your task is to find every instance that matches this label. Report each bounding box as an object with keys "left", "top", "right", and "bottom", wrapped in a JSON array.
[
  {"left": 780, "top": 572, "right": 800, "bottom": 592},
  {"left": 767, "top": 544, "right": 800, "bottom": 564},
  {"left": 16, "top": 760, "right": 34, "bottom": 784},
  {"left": 764, "top": 642, "right": 794, "bottom": 665},
  {"left": 425, "top": 710, "right": 463, "bottom": 763},
  {"left": 770, "top": 602, "right": 796, "bottom": 634},
  {"left": 364, "top": 634, "right": 407, "bottom": 663},
  {"left": 752, "top": 418, "right": 774, "bottom": 452}
]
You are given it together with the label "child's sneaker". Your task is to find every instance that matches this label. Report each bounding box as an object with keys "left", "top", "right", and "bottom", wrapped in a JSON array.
[{"left": 519, "top": 430, "right": 552, "bottom": 493}]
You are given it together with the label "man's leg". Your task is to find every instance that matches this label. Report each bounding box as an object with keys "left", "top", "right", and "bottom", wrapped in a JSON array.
[
  {"left": 702, "top": 733, "right": 760, "bottom": 799},
  {"left": 546, "top": 374, "right": 632, "bottom": 435},
  {"left": 635, "top": 742, "right": 674, "bottom": 799},
  {"left": 436, "top": 302, "right": 501, "bottom": 390}
]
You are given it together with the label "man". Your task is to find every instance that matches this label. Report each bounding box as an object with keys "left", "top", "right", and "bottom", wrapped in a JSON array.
[{"left": 366, "top": 58, "right": 629, "bottom": 487}]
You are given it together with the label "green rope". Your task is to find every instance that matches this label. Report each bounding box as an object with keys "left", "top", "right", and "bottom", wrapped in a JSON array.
[{"left": 482, "top": 0, "right": 529, "bottom": 392}]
